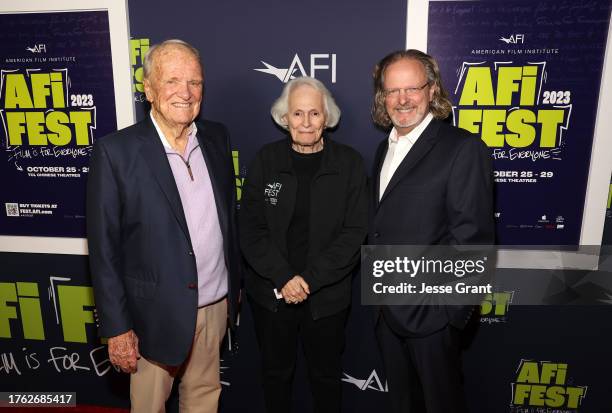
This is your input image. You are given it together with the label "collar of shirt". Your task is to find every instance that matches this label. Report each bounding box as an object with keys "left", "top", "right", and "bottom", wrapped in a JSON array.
[
  {"left": 387, "top": 112, "right": 434, "bottom": 148},
  {"left": 150, "top": 112, "right": 198, "bottom": 154}
]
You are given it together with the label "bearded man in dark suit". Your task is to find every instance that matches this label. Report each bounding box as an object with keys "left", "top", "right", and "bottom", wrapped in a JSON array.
[{"left": 369, "top": 49, "right": 495, "bottom": 413}]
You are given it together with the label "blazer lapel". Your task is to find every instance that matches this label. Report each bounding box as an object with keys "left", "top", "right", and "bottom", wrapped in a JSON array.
[
  {"left": 373, "top": 141, "right": 388, "bottom": 209},
  {"left": 139, "top": 117, "right": 191, "bottom": 243},
  {"left": 196, "top": 127, "right": 229, "bottom": 235},
  {"left": 378, "top": 120, "right": 441, "bottom": 205}
]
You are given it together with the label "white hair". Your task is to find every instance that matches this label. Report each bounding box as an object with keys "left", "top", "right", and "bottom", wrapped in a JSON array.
[
  {"left": 143, "top": 39, "right": 201, "bottom": 79},
  {"left": 270, "top": 77, "right": 341, "bottom": 129}
]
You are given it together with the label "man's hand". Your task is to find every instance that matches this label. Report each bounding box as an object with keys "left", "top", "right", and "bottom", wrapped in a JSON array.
[
  {"left": 108, "top": 329, "right": 140, "bottom": 373},
  {"left": 281, "top": 275, "right": 310, "bottom": 304}
]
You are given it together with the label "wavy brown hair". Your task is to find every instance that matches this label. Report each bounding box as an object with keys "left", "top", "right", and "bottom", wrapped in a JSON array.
[{"left": 372, "top": 49, "right": 452, "bottom": 129}]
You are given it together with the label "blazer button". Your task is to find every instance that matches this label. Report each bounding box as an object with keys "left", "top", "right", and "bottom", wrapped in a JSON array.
[
  {"left": 374, "top": 232, "right": 380, "bottom": 238},
  {"left": 187, "top": 283, "right": 197, "bottom": 290},
  {"left": 188, "top": 251, "right": 194, "bottom": 256}
]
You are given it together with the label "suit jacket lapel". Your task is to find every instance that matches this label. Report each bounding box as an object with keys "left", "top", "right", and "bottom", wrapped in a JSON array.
[
  {"left": 139, "top": 117, "right": 191, "bottom": 243},
  {"left": 378, "top": 120, "right": 441, "bottom": 206},
  {"left": 373, "top": 141, "right": 388, "bottom": 209},
  {"left": 196, "top": 127, "right": 229, "bottom": 235}
]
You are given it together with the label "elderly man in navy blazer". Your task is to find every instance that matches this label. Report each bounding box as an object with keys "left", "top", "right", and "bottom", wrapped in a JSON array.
[
  {"left": 87, "top": 39, "right": 239, "bottom": 413},
  {"left": 369, "top": 49, "right": 495, "bottom": 413}
]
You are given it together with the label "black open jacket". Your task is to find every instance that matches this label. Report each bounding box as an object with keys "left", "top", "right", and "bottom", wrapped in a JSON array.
[{"left": 239, "top": 137, "right": 368, "bottom": 320}]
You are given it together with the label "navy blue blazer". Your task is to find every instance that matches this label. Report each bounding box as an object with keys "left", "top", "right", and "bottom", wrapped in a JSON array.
[
  {"left": 87, "top": 116, "right": 240, "bottom": 365},
  {"left": 369, "top": 118, "right": 495, "bottom": 336}
]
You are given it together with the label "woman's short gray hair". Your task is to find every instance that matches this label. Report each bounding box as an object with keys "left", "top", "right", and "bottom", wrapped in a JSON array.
[{"left": 270, "top": 77, "right": 341, "bottom": 129}]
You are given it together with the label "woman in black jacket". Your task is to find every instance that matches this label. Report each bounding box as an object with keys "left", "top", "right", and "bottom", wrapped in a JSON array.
[{"left": 240, "top": 76, "right": 368, "bottom": 413}]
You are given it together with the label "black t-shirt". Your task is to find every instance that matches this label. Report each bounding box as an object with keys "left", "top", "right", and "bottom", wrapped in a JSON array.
[{"left": 286, "top": 148, "right": 323, "bottom": 274}]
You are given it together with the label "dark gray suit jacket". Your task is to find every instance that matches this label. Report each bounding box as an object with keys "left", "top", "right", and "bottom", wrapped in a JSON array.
[
  {"left": 369, "top": 118, "right": 494, "bottom": 337},
  {"left": 87, "top": 116, "right": 240, "bottom": 365}
]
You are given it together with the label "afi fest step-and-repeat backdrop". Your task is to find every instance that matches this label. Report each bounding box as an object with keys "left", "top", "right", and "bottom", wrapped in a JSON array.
[{"left": 1, "top": 0, "right": 612, "bottom": 412}]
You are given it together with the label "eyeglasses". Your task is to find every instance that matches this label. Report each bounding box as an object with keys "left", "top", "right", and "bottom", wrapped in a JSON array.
[{"left": 383, "top": 82, "right": 430, "bottom": 99}]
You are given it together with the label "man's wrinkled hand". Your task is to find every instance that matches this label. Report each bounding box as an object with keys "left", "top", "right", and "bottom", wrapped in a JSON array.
[
  {"left": 281, "top": 275, "right": 310, "bottom": 304},
  {"left": 108, "top": 329, "right": 140, "bottom": 373}
]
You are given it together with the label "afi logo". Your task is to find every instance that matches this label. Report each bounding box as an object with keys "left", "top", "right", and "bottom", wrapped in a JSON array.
[
  {"left": 264, "top": 182, "right": 282, "bottom": 206},
  {"left": 511, "top": 360, "right": 587, "bottom": 409},
  {"left": 254, "top": 53, "right": 337, "bottom": 83},
  {"left": 480, "top": 292, "right": 513, "bottom": 317},
  {"left": 26, "top": 44, "right": 47, "bottom": 53},
  {"left": 342, "top": 370, "right": 388, "bottom": 392},
  {"left": 499, "top": 34, "right": 525, "bottom": 44}
]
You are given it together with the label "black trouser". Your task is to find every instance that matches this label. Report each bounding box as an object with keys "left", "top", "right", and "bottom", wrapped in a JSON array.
[
  {"left": 375, "top": 315, "right": 468, "bottom": 413},
  {"left": 250, "top": 298, "right": 348, "bottom": 413}
]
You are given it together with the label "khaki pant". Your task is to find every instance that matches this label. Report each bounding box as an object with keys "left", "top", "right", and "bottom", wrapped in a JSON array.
[{"left": 130, "top": 299, "right": 227, "bottom": 413}]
